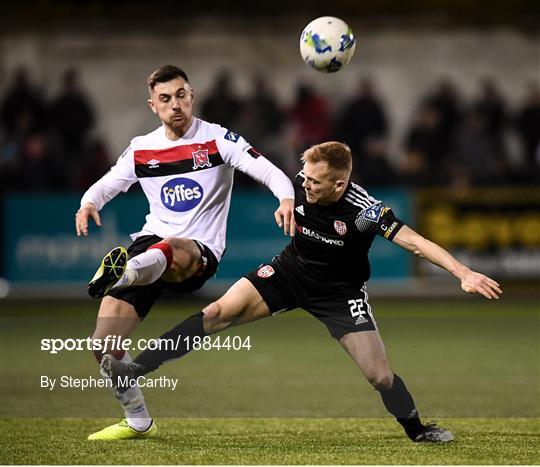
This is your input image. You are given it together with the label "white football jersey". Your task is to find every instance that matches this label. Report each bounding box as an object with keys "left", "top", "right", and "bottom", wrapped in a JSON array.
[{"left": 81, "top": 117, "right": 294, "bottom": 261}]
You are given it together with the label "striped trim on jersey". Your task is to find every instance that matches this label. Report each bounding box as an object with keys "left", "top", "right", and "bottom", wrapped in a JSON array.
[
  {"left": 134, "top": 140, "right": 224, "bottom": 177},
  {"left": 344, "top": 182, "right": 380, "bottom": 209}
]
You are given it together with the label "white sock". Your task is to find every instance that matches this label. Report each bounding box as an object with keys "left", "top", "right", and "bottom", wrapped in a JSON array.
[
  {"left": 110, "top": 248, "right": 168, "bottom": 290},
  {"left": 100, "top": 352, "right": 152, "bottom": 432}
]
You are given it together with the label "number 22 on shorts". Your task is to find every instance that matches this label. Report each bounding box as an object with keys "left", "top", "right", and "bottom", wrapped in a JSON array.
[{"left": 348, "top": 298, "right": 366, "bottom": 317}]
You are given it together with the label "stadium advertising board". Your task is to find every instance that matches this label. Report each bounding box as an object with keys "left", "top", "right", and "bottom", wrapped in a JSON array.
[
  {"left": 3, "top": 194, "right": 147, "bottom": 285},
  {"left": 416, "top": 187, "right": 540, "bottom": 279},
  {"left": 2, "top": 190, "right": 414, "bottom": 293}
]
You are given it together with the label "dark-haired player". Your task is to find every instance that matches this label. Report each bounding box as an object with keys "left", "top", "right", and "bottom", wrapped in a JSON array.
[
  {"left": 75, "top": 65, "right": 295, "bottom": 440},
  {"left": 103, "top": 141, "right": 502, "bottom": 442}
]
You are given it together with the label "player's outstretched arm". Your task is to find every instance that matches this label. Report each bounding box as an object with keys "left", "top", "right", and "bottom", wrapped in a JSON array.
[
  {"left": 392, "top": 225, "right": 503, "bottom": 299},
  {"left": 274, "top": 198, "right": 295, "bottom": 236},
  {"left": 75, "top": 202, "right": 102, "bottom": 237}
]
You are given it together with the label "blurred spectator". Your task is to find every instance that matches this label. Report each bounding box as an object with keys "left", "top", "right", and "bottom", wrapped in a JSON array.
[
  {"left": 236, "top": 74, "right": 284, "bottom": 153},
  {"left": 0, "top": 138, "right": 19, "bottom": 193},
  {"left": 472, "top": 78, "right": 510, "bottom": 174},
  {"left": 515, "top": 81, "right": 540, "bottom": 173},
  {"left": 290, "top": 82, "right": 331, "bottom": 153},
  {"left": 235, "top": 74, "right": 286, "bottom": 187},
  {"left": 1, "top": 66, "right": 535, "bottom": 193},
  {"left": 1, "top": 67, "right": 45, "bottom": 139},
  {"left": 451, "top": 108, "right": 507, "bottom": 186},
  {"left": 473, "top": 78, "right": 507, "bottom": 146},
  {"left": 242, "top": 73, "right": 283, "bottom": 137},
  {"left": 335, "top": 77, "right": 390, "bottom": 183},
  {"left": 401, "top": 102, "right": 444, "bottom": 185},
  {"left": 201, "top": 70, "right": 243, "bottom": 130},
  {"left": 14, "top": 131, "right": 66, "bottom": 191},
  {"left": 355, "top": 139, "right": 397, "bottom": 186},
  {"left": 72, "top": 137, "right": 112, "bottom": 191},
  {"left": 424, "top": 78, "right": 463, "bottom": 159},
  {"left": 49, "top": 68, "right": 95, "bottom": 159}
]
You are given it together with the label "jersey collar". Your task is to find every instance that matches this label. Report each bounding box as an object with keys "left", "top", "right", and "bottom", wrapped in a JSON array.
[{"left": 181, "top": 117, "right": 199, "bottom": 140}]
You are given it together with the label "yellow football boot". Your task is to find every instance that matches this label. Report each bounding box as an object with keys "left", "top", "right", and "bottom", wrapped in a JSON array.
[
  {"left": 88, "top": 246, "right": 128, "bottom": 298},
  {"left": 87, "top": 419, "right": 157, "bottom": 440}
]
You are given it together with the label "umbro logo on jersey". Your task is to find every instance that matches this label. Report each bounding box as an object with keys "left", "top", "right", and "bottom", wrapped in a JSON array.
[
  {"left": 295, "top": 205, "right": 305, "bottom": 216},
  {"left": 147, "top": 159, "right": 160, "bottom": 168},
  {"left": 192, "top": 149, "right": 212, "bottom": 170}
]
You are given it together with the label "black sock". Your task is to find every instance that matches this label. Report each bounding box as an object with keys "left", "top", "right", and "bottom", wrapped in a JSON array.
[
  {"left": 133, "top": 311, "right": 207, "bottom": 375},
  {"left": 378, "top": 373, "right": 424, "bottom": 439}
]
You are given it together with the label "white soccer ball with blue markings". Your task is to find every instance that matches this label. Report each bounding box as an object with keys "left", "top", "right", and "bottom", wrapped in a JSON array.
[{"left": 300, "top": 16, "right": 356, "bottom": 73}]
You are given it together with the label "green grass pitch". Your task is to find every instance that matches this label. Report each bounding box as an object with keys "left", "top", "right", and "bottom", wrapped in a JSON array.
[
  {"left": 1, "top": 298, "right": 539, "bottom": 464},
  {"left": 2, "top": 418, "right": 538, "bottom": 464}
]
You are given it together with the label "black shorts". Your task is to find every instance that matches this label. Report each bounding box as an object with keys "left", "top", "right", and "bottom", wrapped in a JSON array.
[
  {"left": 108, "top": 235, "right": 218, "bottom": 320},
  {"left": 245, "top": 255, "right": 377, "bottom": 340}
]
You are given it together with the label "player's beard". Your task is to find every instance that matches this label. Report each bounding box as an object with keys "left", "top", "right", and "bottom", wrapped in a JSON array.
[
  {"left": 169, "top": 114, "right": 189, "bottom": 133},
  {"left": 171, "top": 113, "right": 185, "bottom": 125}
]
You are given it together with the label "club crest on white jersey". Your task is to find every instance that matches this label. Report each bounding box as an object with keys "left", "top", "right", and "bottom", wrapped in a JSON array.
[{"left": 192, "top": 149, "right": 212, "bottom": 170}]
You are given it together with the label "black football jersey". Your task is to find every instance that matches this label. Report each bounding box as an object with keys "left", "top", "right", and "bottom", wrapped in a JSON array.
[{"left": 280, "top": 171, "right": 405, "bottom": 288}]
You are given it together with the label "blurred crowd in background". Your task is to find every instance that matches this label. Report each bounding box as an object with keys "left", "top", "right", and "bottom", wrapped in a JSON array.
[
  {"left": 0, "top": 68, "right": 108, "bottom": 193},
  {"left": 1, "top": 66, "right": 539, "bottom": 193}
]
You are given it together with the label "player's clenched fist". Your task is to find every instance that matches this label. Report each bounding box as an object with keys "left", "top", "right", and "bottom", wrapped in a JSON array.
[{"left": 75, "top": 202, "right": 101, "bottom": 237}]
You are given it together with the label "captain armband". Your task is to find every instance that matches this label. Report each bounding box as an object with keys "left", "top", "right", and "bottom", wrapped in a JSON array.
[{"left": 376, "top": 208, "right": 405, "bottom": 240}]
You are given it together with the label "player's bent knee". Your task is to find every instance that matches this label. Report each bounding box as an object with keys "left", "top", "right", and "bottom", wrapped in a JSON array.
[
  {"left": 202, "top": 301, "right": 234, "bottom": 334},
  {"left": 164, "top": 237, "right": 198, "bottom": 260},
  {"left": 202, "top": 302, "right": 222, "bottom": 332},
  {"left": 369, "top": 371, "right": 394, "bottom": 391},
  {"left": 202, "top": 301, "right": 221, "bottom": 320},
  {"left": 162, "top": 237, "right": 200, "bottom": 280}
]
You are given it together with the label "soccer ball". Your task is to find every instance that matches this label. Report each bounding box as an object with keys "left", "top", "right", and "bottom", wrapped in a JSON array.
[{"left": 300, "top": 16, "right": 356, "bottom": 73}]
